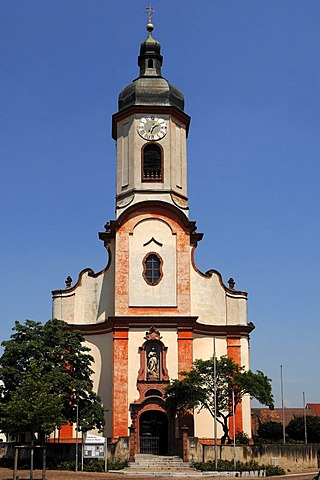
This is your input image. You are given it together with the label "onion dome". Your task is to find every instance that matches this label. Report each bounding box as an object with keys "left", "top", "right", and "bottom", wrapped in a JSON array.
[{"left": 118, "top": 23, "right": 184, "bottom": 112}]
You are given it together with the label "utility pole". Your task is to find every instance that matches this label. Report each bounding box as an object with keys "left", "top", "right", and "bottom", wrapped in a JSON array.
[
  {"left": 280, "top": 365, "right": 285, "bottom": 444},
  {"left": 303, "top": 391, "right": 307, "bottom": 445}
]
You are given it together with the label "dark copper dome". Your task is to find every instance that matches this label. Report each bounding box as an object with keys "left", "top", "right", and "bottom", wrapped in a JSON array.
[{"left": 118, "top": 26, "right": 184, "bottom": 112}]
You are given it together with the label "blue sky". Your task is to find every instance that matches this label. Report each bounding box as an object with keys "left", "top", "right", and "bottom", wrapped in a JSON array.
[{"left": 1, "top": 1, "right": 319, "bottom": 409}]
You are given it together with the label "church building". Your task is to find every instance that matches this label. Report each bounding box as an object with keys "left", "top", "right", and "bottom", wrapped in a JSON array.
[{"left": 52, "top": 16, "right": 254, "bottom": 456}]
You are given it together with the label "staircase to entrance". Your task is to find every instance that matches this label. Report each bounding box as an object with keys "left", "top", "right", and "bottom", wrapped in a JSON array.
[{"left": 127, "top": 453, "right": 193, "bottom": 472}]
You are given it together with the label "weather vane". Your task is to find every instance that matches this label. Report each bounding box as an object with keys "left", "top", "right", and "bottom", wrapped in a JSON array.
[{"left": 145, "top": 4, "right": 155, "bottom": 24}]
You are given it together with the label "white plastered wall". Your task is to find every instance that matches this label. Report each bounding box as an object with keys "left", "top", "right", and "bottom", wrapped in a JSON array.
[
  {"left": 190, "top": 268, "right": 226, "bottom": 325},
  {"left": 226, "top": 294, "right": 247, "bottom": 326},
  {"left": 192, "top": 335, "right": 227, "bottom": 438},
  {"left": 84, "top": 333, "right": 113, "bottom": 437},
  {"left": 52, "top": 258, "right": 115, "bottom": 325},
  {"left": 129, "top": 218, "right": 177, "bottom": 307}
]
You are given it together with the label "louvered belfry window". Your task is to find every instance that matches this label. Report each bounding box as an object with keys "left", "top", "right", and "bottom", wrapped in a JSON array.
[{"left": 142, "top": 144, "right": 163, "bottom": 181}]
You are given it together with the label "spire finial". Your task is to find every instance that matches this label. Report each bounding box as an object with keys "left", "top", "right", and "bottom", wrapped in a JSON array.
[
  {"left": 145, "top": 4, "right": 155, "bottom": 24},
  {"left": 145, "top": 4, "right": 155, "bottom": 33}
]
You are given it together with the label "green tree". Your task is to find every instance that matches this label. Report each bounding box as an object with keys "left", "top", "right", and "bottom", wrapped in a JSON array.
[
  {"left": 286, "top": 416, "right": 320, "bottom": 443},
  {"left": 164, "top": 355, "right": 273, "bottom": 443},
  {"left": 0, "top": 319, "right": 105, "bottom": 441},
  {"left": 257, "top": 421, "right": 283, "bottom": 441},
  {"left": 0, "top": 360, "right": 64, "bottom": 438}
]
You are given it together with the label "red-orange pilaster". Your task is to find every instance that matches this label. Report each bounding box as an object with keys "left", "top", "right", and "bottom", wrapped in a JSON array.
[
  {"left": 112, "top": 327, "right": 129, "bottom": 439},
  {"left": 58, "top": 423, "right": 73, "bottom": 441},
  {"left": 227, "top": 337, "right": 243, "bottom": 435},
  {"left": 177, "top": 328, "right": 193, "bottom": 379}
]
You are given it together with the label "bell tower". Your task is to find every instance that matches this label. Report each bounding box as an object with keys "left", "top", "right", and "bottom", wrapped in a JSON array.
[{"left": 112, "top": 20, "right": 190, "bottom": 217}]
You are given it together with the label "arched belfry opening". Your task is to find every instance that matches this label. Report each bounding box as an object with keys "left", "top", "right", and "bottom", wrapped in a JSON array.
[
  {"left": 129, "top": 327, "right": 171, "bottom": 456},
  {"left": 142, "top": 143, "right": 163, "bottom": 181}
]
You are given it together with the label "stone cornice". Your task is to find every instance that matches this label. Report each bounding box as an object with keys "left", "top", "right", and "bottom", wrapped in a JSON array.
[
  {"left": 69, "top": 317, "right": 255, "bottom": 337},
  {"left": 99, "top": 201, "right": 204, "bottom": 247}
]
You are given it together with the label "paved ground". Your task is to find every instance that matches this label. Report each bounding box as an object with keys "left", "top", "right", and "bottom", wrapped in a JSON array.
[{"left": 0, "top": 469, "right": 317, "bottom": 480}]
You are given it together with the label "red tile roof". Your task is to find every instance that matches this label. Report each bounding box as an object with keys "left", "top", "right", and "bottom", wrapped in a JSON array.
[
  {"left": 251, "top": 407, "right": 318, "bottom": 435},
  {"left": 307, "top": 403, "right": 320, "bottom": 416}
]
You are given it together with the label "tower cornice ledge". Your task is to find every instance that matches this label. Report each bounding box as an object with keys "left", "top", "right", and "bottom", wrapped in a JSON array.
[{"left": 116, "top": 188, "right": 188, "bottom": 203}]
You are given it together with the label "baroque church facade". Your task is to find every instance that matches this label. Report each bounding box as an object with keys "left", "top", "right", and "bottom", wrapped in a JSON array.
[{"left": 52, "top": 19, "right": 254, "bottom": 455}]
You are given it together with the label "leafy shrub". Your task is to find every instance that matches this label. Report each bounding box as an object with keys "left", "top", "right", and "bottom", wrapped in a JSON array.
[
  {"left": 107, "top": 457, "right": 128, "bottom": 470},
  {"left": 51, "top": 457, "right": 128, "bottom": 472},
  {"left": 193, "top": 460, "right": 216, "bottom": 471},
  {"left": 287, "top": 416, "right": 320, "bottom": 443},
  {"left": 193, "top": 459, "right": 284, "bottom": 475},
  {"left": 193, "top": 459, "right": 262, "bottom": 472},
  {"left": 235, "top": 430, "right": 250, "bottom": 444},
  {"left": 56, "top": 460, "right": 76, "bottom": 471},
  {"left": 258, "top": 421, "right": 283, "bottom": 441},
  {"left": 236, "top": 461, "right": 261, "bottom": 472},
  {"left": 265, "top": 465, "right": 285, "bottom": 476},
  {"left": 84, "top": 459, "right": 105, "bottom": 472}
]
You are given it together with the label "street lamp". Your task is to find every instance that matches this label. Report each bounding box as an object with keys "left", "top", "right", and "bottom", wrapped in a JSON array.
[
  {"left": 280, "top": 365, "right": 286, "bottom": 444},
  {"left": 73, "top": 397, "right": 79, "bottom": 472},
  {"left": 213, "top": 337, "right": 218, "bottom": 471}
]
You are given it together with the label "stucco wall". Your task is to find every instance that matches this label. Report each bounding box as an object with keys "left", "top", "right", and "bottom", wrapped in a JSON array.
[
  {"left": 188, "top": 440, "right": 320, "bottom": 471},
  {"left": 84, "top": 334, "right": 113, "bottom": 437},
  {"left": 116, "top": 114, "right": 188, "bottom": 214},
  {"left": 190, "top": 267, "right": 247, "bottom": 328},
  {"left": 191, "top": 269, "right": 226, "bottom": 325},
  {"left": 52, "top": 255, "right": 115, "bottom": 325},
  {"left": 129, "top": 218, "right": 177, "bottom": 307}
]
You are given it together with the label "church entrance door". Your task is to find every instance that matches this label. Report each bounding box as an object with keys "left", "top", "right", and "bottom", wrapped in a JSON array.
[{"left": 139, "top": 410, "right": 168, "bottom": 455}]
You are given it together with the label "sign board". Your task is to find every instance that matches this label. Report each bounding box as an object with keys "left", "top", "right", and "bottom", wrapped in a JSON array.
[
  {"left": 84, "top": 444, "right": 105, "bottom": 458},
  {"left": 83, "top": 434, "right": 106, "bottom": 459},
  {"left": 84, "top": 434, "right": 105, "bottom": 444}
]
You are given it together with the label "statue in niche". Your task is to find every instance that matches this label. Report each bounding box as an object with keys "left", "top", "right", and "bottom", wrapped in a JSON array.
[{"left": 147, "top": 347, "right": 159, "bottom": 380}]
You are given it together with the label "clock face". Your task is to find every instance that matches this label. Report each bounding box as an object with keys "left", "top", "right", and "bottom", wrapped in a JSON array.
[{"left": 138, "top": 117, "right": 167, "bottom": 141}]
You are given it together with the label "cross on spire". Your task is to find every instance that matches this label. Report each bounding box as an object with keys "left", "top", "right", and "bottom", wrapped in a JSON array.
[{"left": 145, "top": 4, "right": 155, "bottom": 24}]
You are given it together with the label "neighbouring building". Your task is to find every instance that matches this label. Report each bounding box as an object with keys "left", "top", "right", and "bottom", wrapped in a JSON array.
[
  {"left": 252, "top": 405, "right": 320, "bottom": 436},
  {"left": 52, "top": 18, "right": 254, "bottom": 456}
]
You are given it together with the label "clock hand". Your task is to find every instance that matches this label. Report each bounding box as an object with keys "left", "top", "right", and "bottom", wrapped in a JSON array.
[{"left": 150, "top": 122, "right": 158, "bottom": 133}]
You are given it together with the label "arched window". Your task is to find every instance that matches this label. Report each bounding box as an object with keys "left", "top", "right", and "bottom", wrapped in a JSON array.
[
  {"left": 148, "top": 58, "right": 153, "bottom": 68},
  {"left": 142, "top": 144, "right": 163, "bottom": 182},
  {"left": 143, "top": 252, "right": 163, "bottom": 286}
]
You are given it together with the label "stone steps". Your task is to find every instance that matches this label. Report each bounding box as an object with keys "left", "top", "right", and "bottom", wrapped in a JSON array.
[{"left": 127, "top": 454, "right": 193, "bottom": 471}]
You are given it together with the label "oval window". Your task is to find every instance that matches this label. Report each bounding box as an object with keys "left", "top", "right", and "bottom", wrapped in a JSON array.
[{"left": 143, "top": 253, "right": 163, "bottom": 286}]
